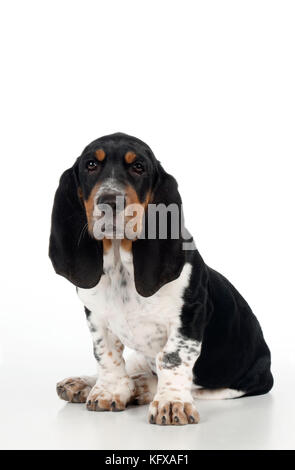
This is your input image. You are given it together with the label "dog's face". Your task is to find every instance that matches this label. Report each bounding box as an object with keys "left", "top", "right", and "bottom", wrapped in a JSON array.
[
  {"left": 49, "top": 133, "right": 186, "bottom": 296},
  {"left": 77, "top": 134, "right": 157, "bottom": 239}
]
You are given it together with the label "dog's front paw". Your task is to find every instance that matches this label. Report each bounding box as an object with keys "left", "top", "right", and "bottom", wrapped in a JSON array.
[
  {"left": 56, "top": 377, "right": 92, "bottom": 403},
  {"left": 148, "top": 397, "right": 200, "bottom": 425},
  {"left": 86, "top": 376, "right": 135, "bottom": 412}
]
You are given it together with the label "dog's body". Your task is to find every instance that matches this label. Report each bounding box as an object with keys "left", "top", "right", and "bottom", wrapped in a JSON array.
[{"left": 50, "top": 133, "right": 273, "bottom": 425}]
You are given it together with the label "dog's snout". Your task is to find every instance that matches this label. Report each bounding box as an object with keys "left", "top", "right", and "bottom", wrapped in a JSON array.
[{"left": 97, "top": 192, "right": 125, "bottom": 211}]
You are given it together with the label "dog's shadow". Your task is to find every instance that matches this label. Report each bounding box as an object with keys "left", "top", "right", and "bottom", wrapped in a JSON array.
[{"left": 55, "top": 393, "right": 275, "bottom": 449}]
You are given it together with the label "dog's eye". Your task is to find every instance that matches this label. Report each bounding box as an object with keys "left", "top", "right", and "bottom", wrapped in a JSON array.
[
  {"left": 86, "top": 160, "right": 98, "bottom": 172},
  {"left": 132, "top": 162, "right": 145, "bottom": 175}
]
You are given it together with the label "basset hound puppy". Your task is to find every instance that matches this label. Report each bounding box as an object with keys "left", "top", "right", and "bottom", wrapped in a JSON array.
[{"left": 49, "top": 132, "right": 273, "bottom": 425}]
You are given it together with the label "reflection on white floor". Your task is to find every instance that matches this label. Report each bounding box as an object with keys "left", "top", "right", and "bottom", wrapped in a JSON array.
[{"left": 0, "top": 349, "right": 293, "bottom": 450}]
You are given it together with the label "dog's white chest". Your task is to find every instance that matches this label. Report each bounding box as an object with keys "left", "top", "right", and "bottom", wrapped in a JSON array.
[{"left": 78, "top": 244, "right": 191, "bottom": 358}]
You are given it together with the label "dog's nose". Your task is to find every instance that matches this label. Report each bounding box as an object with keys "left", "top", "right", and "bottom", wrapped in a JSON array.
[{"left": 96, "top": 192, "right": 125, "bottom": 212}]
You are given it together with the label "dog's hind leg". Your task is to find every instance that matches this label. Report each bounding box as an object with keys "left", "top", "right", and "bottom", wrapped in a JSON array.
[
  {"left": 56, "top": 352, "right": 157, "bottom": 405},
  {"left": 56, "top": 375, "right": 97, "bottom": 403},
  {"left": 126, "top": 352, "right": 158, "bottom": 405}
]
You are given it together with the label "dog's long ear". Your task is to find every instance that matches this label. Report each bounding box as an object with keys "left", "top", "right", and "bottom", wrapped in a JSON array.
[
  {"left": 49, "top": 161, "right": 103, "bottom": 288},
  {"left": 132, "top": 163, "right": 186, "bottom": 297}
]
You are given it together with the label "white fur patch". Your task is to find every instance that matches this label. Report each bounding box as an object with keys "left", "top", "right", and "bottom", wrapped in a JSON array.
[{"left": 78, "top": 241, "right": 192, "bottom": 360}]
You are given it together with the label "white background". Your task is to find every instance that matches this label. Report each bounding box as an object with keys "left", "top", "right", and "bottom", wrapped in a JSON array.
[{"left": 0, "top": 0, "right": 294, "bottom": 450}]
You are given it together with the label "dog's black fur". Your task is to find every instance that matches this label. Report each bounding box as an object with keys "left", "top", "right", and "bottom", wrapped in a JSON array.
[{"left": 49, "top": 132, "right": 273, "bottom": 397}]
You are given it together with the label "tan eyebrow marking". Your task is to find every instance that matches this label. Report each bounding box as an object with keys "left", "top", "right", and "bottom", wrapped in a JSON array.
[
  {"left": 125, "top": 151, "right": 136, "bottom": 164},
  {"left": 95, "top": 149, "right": 106, "bottom": 161}
]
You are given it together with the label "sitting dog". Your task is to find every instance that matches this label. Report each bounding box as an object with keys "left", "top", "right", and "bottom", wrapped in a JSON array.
[{"left": 49, "top": 132, "right": 273, "bottom": 425}]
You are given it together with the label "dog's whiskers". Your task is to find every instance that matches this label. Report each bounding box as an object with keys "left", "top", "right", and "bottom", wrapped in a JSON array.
[{"left": 77, "top": 223, "right": 88, "bottom": 247}]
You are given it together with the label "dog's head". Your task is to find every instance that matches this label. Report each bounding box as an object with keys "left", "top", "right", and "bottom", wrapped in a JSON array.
[
  {"left": 49, "top": 133, "right": 187, "bottom": 296},
  {"left": 78, "top": 133, "right": 157, "bottom": 240}
]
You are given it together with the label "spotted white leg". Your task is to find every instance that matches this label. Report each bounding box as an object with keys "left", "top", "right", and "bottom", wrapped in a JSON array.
[
  {"left": 148, "top": 330, "right": 201, "bottom": 425},
  {"left": 86, "top": 314, "right": 135, "bottom": 411}
]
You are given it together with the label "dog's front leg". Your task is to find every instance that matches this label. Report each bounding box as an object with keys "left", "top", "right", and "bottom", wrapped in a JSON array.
[
  {"left": 86, "top": 316, "right": 135, "bottom": 412},
  {"left": 148, "top": 329, "right": 201, "bottom": 425}
]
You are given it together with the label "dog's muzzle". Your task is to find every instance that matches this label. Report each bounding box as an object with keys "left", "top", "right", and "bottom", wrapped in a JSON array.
[{"left": 96, "top": 191, "right": 126, "bottom": 212}]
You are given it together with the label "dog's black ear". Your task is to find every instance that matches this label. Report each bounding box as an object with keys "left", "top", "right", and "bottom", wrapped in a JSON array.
[
  {"left": 49, "top": 161, "right": 103, "bottom": 288},
  {"left": 132, "top": 163, "right": 186, "bottom": 297}
]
